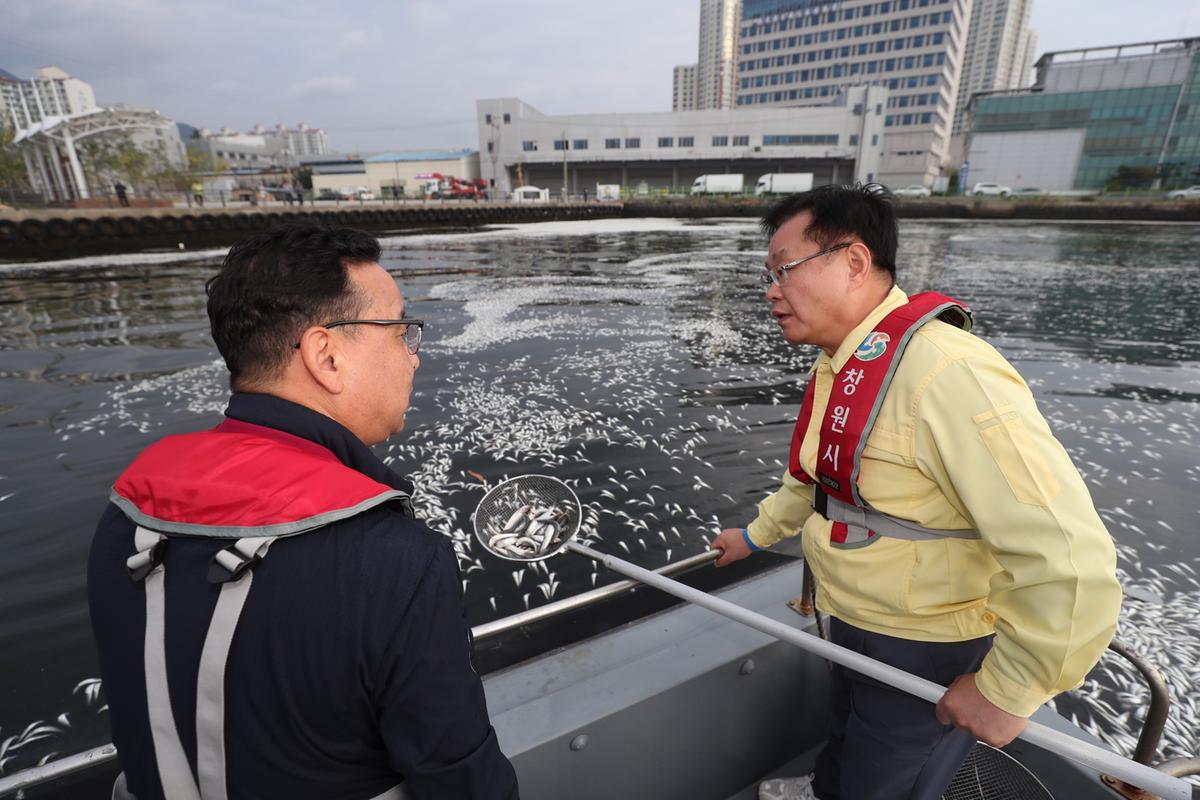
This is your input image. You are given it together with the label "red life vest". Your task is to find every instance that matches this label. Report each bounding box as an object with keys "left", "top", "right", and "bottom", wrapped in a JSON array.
[
  {"left": 788, "top": 292, "right": 973, "bottom": 547},
  {"left": 112, "top": 418, "right": 409, "bottom": 537}
]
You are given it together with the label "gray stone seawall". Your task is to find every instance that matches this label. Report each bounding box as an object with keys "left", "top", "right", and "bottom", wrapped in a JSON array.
[
  {"left": 3, "top": 198, "right": 1198, "bottom": 261},
  {"left": 0, "top": 203, "right": 623, "bottom": 261},
  {"left": 623, "top": 197, "right": 1200, "bottom": 222}
]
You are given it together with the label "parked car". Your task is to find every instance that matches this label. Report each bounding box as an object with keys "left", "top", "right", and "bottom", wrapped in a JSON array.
[
  {"left": 1012, "top": 187, "right": 1045, "bottom": 198},
  {"left": 892, "top": 184, "right": 931, "bottom": 198},
  {"left": 972, "top": 182, "right": 1011, "bottom": 197},
  {"left": 336, "top": 185, "right": 375, "bottom": 201},
  {"left": 1166, "top": 185, "right": 1200, "bottom": 199}
]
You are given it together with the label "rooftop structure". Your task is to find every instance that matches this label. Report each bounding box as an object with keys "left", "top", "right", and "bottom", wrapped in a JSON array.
[{"left": 964, "top": 37, "right": 1200, "bottom": 191}]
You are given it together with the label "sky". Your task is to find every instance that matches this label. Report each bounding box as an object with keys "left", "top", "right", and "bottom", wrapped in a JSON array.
[{"left": 2, "top": 0, "right": 1197, "bottom": 154}]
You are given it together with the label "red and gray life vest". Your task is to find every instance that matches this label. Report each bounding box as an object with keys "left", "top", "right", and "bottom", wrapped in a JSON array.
[
  {"left": 111, "top": 418, "right": 411, "bottom": 800},
  {"left": 788, "top": 291, "right": 982, "bottom": 549}
]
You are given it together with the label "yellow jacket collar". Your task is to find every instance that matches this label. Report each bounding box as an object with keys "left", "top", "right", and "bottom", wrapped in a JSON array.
[{"left": 825, "top": 285, "right": 909, "bottom": 374}]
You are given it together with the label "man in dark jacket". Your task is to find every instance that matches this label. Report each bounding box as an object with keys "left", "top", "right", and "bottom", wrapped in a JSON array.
[{"left": 88, "top": 223, "right": 519, "bottom": 800}]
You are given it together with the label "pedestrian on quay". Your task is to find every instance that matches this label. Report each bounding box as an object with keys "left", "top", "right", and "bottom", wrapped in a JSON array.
[
  {"left": 190, "top": 180, "right": 204, "bottom": 208},
  {"left": 710, "top": 184, "right": 1122, "bottom": 800},
  {"left": 88, "top": 223, "right": 519, "bottom": 800},
  {"left": 113, "top": 181, "right": 129, "bottom": 207}
]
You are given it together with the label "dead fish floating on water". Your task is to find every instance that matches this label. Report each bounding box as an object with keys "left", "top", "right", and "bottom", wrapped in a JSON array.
[{"left": 484, "top": 502, "right": 570, "bottom": 559}]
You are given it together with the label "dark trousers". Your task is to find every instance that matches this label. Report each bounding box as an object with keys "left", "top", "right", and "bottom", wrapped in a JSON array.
[{"left": 812, "top": 618, "right": 993, "bottom": 800}]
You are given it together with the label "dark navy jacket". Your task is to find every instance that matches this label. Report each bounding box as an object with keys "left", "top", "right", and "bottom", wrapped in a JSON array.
[{"left": 88, "top": 393, "right": 519, "bottom": 800}]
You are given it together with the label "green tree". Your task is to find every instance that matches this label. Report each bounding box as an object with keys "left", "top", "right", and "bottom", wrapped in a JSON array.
[
  {"left": 0, "top": 121, "right": 29, "bottom": 200},
  {"left": 1104, "top": 165, "right": 1156, "bottom": 192}
]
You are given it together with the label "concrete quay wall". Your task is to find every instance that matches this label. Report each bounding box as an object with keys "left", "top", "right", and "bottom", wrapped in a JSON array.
[
  {"left": 624, "top": 197, "right": 1200, "bottom": 222},
  {"left": 0, "top": 203, "right": 623, "bottom": 261}
]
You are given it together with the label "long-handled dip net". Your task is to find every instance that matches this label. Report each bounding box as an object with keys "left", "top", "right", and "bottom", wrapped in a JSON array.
[{"left": 472, "top": 474, "right": 1191, "bottom": 800}]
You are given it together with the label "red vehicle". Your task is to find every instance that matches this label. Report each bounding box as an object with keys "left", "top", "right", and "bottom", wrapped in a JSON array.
[{"left": 427, "top": 174, "right": 488, "bottom": 199}]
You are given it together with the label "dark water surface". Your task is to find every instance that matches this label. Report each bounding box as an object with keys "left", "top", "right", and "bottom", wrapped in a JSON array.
[{"left": 1, "top": 218, "right": 1198, "bottom": 775}]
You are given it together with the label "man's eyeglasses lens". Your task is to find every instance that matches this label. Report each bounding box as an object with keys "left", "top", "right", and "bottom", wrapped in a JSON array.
[{"left": 761, "top": 243, "right": 852, "bottom": 287}]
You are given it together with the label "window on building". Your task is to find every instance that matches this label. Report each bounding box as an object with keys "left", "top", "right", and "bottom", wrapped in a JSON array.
[
  {"left": 522, "top": 140, "right": 538, "bottom": 152},
  {"left": 871, "top": 133, "right": 879, "bottom": 145},
  {"left": 573, "top": 139, "right": 588, "bottom": 150},
  {"left": 678, "top": 136, "right": 694, "bottom": 147},
  {"left": 658, "top": 137, "right": 674, "bottom": 148},
  {"left": 486, "top": 142, "right": 493, "bottom": 153},
  {"left": 503, "top": 113, "right": 511, "bottom": 124},
  {"left": 712, "top": 135, "right": 729, "bottom": 146},
  {"left": 485, "top": 113, "right": 493, "bottom": 124},
  {"left": 733, "top": 135, "right": 750, "bottom": 146},
  {"left": 625, "top": 137, "right": 640, "bottom": 148},
  {"left": 554, "top": 139, "right": 568, "bottom": 150},
  {"left": 849, "top": 134, "right": 859, "bottom": 145},
  {"left": 605, "top": 138, "right": 621, "bottom": 149}
]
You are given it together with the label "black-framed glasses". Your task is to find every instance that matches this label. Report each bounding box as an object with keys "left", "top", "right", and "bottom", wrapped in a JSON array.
[
  {"left": 761, "top": 243, "right": 852, "bottom": 287},
  {"left": 293, "top": 319, "right": 425, "bottom": 354}
]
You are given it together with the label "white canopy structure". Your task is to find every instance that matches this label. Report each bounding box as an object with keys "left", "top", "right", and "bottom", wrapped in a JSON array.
[{"left": 12, "top": 106, "right": 179, "bottom": 203}]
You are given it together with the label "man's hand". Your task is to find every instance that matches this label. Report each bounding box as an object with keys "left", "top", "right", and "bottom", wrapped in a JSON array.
[
  {"left": 710, "top": 528, "right": 753, "bottom": 567},
  {"left": 935, "top": 673, "right": 1028, "bottom": 748}
]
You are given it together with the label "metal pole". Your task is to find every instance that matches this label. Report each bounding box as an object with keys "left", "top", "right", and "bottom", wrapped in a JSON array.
[
  {"left": 562, "top": 129, "right": 568, "bottom": 202},
  {"left": 1151, "top": 72, "right": 1190, "bottom": 191},
  {"left": 62, "top": 130, "right": 90, "bottom": 200},
  {"left": 564, "top": 541, "right": 1193, "bottom": 800}
]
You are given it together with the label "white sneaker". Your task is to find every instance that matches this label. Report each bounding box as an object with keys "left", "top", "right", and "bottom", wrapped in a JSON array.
[{"left": 758, "top": 773, "right": 820, "bottom": 800}]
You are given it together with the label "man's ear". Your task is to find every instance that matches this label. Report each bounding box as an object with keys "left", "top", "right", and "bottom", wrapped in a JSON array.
[
  {"left": 296, "top": 326, "right": 346, "bottom": 394},
  {"left": 845, "top": 242, "right": 875, "bottom": 287}
]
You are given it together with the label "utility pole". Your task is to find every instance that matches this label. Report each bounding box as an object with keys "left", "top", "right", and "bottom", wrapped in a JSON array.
[
  {"left": 488, "top": 117, "right": 501, "bottom": 201},
  {"left": 561, "top": 129, "right": 569, "bottom": 203}
]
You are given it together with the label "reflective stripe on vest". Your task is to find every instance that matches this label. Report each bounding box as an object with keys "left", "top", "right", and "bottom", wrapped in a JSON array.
[{"left": 788, "top": 292, "right": 974, "bottom": 546}]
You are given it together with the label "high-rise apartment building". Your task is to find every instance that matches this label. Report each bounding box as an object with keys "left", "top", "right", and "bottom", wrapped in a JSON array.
[
  {"left": 735, "top": 0, "right": 972, "bottom": 186},
  {"left": 673, "top": 64, "right": 699, "bottom": 111},
  {"left": 0, "top": 66, "right": 97, "bottom": 131},
  {"left": 951, "top": 0, "right": 1036, "bottom": 135},
  {"left": 697, "top": 0, "right": 743, "bottom": 109}
]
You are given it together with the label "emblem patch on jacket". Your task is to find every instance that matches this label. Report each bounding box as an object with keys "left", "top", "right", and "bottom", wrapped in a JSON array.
[{"left": 855, "top": 331, "right": 890, "bottom": 361}]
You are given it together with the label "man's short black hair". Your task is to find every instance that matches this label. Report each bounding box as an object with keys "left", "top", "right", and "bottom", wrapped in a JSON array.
[
  {"left": 761, "top": 183, "right": 898, "bottom": 279},
  {"left": 206, "top": 223, "right": 381, "bottom": 390}
]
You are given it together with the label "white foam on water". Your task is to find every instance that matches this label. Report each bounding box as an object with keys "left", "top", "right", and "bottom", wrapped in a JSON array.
[
  {"left": 378, "top": 216, "right": 757, "bottom": 247},
  {"left": 0, "top": 246, "right": 229, "bottom": 271}
]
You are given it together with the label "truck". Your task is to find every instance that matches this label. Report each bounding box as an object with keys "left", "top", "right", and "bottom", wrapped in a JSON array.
[
  {"left": 754, "top": 173, "right": 814, "bottom": 196},
  {"left": 417, "top": 172, "right": 488, "bottom": 199},
  {"left": 690, "top": 174, "right": 744, "bottom": 195}
]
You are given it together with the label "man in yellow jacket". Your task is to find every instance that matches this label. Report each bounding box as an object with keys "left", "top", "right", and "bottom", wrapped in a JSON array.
[{"left": 711, "top": 184, "right": 1122, "bottom": 800}]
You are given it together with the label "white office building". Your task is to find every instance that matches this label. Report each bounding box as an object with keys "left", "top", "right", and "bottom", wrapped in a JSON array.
[
  {"left": 951, "top": 0, "right": 1036, "bottom": 136},
  {"left": 734, "top": 0, "right": 972, "bottom": 187},
  {"left": 477, "top": 88, "right": 887, "bottom": 199}
]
